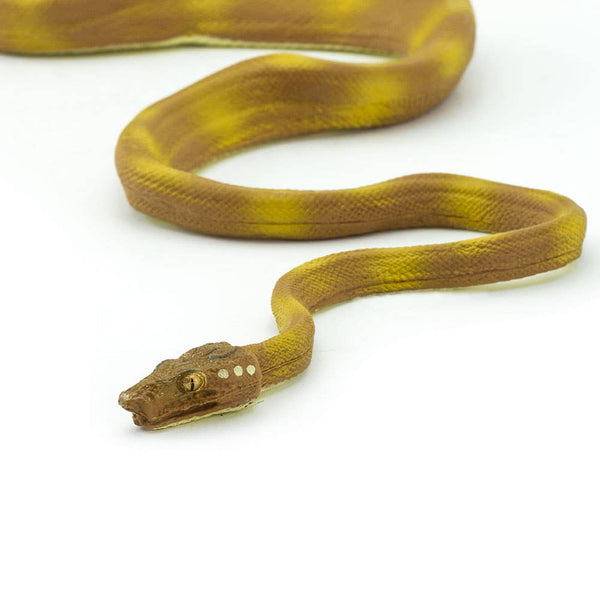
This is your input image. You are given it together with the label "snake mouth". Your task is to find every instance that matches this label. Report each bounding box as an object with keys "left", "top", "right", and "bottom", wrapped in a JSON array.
[{"left": 130, "top": 402, "right": 221, "bottom": 430}]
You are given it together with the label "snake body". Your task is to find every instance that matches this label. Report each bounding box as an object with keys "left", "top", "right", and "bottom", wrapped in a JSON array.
[{"left": 1, "top": 0, "right": 586, "bottom": 429}]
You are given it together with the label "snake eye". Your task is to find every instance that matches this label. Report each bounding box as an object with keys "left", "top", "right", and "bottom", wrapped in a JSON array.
[{"left": 179, "top": 371, "right": 207, "bottom": 392}]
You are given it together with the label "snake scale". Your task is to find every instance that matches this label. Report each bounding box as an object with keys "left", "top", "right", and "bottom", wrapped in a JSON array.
[{"left": 1, "top": 0, "right": 586, "bottom": 429}]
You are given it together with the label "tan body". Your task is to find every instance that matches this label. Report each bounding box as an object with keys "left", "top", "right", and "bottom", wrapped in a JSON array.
[{"left": 0, "top": 0, "right": 586, "bottom": 428}]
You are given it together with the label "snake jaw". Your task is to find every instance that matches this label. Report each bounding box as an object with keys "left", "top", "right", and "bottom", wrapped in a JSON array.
[{"left": 118, "top": 343, "right": 262, "bottom": 429}]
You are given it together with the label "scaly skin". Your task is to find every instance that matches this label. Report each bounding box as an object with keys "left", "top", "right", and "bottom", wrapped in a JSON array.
[{"left": 1, "top": 1, "right": 587, "bottom": 429}]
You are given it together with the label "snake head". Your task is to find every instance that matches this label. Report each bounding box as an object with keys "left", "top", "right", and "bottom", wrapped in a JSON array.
[{"left": 118, "top": 343, "right": 262, "bottom": 429}]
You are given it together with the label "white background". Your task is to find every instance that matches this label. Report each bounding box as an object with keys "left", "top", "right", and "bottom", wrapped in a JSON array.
[{"left": 1, "top": 1, "right": 598, "bottom": 598}]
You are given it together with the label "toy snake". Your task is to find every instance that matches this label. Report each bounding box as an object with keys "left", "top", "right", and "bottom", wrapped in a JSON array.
[{"left": 1, "top": 0, "right": 586, "bottom": 429}]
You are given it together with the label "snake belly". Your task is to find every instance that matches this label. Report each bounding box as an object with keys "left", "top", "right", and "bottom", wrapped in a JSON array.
[{"left": 0, "top": 0, "right": 587, "bottom": 429}]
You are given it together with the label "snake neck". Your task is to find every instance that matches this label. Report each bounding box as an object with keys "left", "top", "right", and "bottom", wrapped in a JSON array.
[{"left": 245, "top": 314, "right": 315, "bottom": 389}]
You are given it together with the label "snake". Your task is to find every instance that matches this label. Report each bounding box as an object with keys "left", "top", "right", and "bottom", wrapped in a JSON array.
[{"left": 1, "top": 0, "right": 586, "bottom": 429}]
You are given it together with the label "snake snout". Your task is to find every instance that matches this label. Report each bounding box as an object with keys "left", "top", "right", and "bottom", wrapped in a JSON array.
[
  {"left": 118, "top": 391, "right": 142, "bottom": 415},
  {"left": 118, "top": 385, "right": 163, "bottom": 426}
]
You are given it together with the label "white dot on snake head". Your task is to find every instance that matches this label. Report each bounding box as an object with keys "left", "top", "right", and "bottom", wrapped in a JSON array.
[
  {"left": 218, "top": 369, "right": 229, "bottom": 379},
  {"left": 247, "top": 365, "right": 256, "bottom": 375},
  {"left": 234, "top": 366, "right": 243, "bottom": 376}
]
